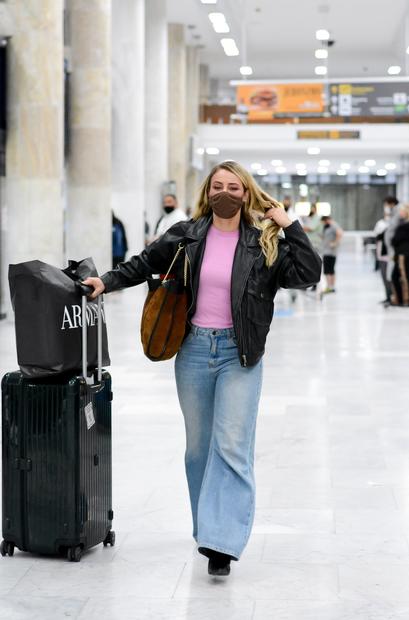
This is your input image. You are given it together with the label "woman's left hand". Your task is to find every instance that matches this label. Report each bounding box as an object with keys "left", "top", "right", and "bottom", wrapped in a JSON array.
[{"left": 263, "top": 205, "right": 293, "bottom": 228}]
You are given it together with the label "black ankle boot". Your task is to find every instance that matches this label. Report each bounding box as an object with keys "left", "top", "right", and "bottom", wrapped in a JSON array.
[{"left": 198, "top": 547, "right": 232, "bottom": 576}]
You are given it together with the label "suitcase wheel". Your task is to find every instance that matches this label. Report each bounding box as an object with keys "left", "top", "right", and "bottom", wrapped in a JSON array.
[
  {"left": 0, "top": 540, "right": 15, "bottom": 557},
  {"left": 103, "top": 530, "right": 116, "bottom": 547},
  {"left": 67, "top": 545, "right": 82, "bottom": 562}
]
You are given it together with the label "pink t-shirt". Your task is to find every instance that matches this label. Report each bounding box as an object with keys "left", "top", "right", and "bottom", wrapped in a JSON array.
[{"left": 191, "top": 224, "right": 240, "bottom": 328}]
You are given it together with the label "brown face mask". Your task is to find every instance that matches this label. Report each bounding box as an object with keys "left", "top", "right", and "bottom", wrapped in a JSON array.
[{"left": 208, "top": 191, "right": 243, "bottom": 219}]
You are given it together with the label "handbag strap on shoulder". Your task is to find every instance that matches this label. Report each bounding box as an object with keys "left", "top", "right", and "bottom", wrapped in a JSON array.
[{"left": 163, "top": 243, "right": 185, "bottom": 283}]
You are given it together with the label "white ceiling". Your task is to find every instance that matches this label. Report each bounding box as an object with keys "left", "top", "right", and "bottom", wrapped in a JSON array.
[{"left": 167, "top": 0, "right": 409, "bottom": 81}]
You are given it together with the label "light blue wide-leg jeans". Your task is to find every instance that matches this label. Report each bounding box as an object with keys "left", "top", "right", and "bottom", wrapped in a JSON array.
[{"left": 174, "top": 325, "right": 263, "bottom": 560}]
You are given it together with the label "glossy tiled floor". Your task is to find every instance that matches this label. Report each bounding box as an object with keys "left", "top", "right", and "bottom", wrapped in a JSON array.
[{"left": 1, "top": 242, "right": 409, "bottom": 619}]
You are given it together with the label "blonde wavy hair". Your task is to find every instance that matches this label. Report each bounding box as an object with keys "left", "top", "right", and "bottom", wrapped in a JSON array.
[{"left": 193, "top": 160, "right": 284, "bottom": 267}]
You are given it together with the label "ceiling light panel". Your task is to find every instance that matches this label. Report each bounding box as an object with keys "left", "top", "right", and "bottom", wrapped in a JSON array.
[
  {"left": 240, "top": 65, "right": 253, "bottom": 76},
  {"left": 315, "top": 49, "right": 328, "bottom": 59},
  {"left": 220, "top": 38, "right": 239, "bottom": 56},
  {"left": 316, "top": 29, "right": 330, "bottom": 40}
]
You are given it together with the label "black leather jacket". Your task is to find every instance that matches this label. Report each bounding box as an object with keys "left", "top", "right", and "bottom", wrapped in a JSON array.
[{"left": 101, "top": 216, "right": 322, "bottom": 367}]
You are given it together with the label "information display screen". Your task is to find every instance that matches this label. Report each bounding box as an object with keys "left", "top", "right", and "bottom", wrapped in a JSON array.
[{"left": 330, "top": 82, "right": 409, "bottom": 116}]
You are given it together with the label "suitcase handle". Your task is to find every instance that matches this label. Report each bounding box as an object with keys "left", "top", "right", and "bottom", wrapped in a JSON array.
[{"left": 79, "top": 288, "right": 103, "bottom": 384}]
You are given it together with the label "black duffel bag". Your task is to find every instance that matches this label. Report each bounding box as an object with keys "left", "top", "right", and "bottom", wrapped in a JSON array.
[{"left": 8, "top": 257, "right": 110, "bottom": 378}]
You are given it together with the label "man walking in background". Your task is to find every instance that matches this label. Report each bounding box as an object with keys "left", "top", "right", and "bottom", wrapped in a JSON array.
[
  {"left": 321, "top": 215, "right": 343, "bottom": 293},
  {"left": 153, "top": 194, "right": 188, "bottom": 241}
]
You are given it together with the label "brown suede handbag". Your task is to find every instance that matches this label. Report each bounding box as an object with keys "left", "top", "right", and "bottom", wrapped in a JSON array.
[{"left": 140, "top": 243, "right": 189, "bottom": 361}]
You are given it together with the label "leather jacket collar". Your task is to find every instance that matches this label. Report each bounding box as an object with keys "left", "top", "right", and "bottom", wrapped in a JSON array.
[{"left": 184, "top": 214, "right": 261, "bottom": 251}]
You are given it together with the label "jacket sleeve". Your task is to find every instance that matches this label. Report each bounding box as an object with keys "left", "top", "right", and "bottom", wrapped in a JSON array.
[
  {"left": 391, "top": 224, "right": 404, "bottom": 249},
  {"left": 278, "top": 221, "right": 322, "bottom": 289},
  {"left": 100, "top": 222, "right": 186, "bottom": 293}
]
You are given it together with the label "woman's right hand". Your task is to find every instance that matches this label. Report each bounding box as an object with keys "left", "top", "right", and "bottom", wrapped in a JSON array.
[{"left": 82, "top": 277, "right": 105, "bottom": 300}]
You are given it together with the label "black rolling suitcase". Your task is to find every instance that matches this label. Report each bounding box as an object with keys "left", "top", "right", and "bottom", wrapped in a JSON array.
[{"left": 1, "top": 291, "right": 115, "bottom": 562}]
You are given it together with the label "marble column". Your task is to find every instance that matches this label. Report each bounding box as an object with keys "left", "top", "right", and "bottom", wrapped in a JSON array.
[
  {"left": 145, "top": 0, "right": 168, "bottom": 237},
  {"left": 199, "top": 63, "right": 210, "bottom": 105},
  {"left": 3, "top": 0, "right": 64, "bottom": 314},
  {"left": 66, "top": 0, "right": 111, "bottom": 274},
  {"left": 168, "top": 23, "right": 187, "bottom": 209},
  {"left": 111, "top": 0, "right": 145, "bottom": 256},
  {"left": 185, "top": 45, "right": 201, "bottom": 212}
]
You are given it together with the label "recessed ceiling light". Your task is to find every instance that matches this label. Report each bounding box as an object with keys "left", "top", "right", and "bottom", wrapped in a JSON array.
[
  {"left": 213, "top": 22, "right": 230, "bottom": 33},
  {"left": 220, "top": 38, "right": 239, "bottom": 56},
  {"left": 385, "top": 162, "right": 396, "bottom": 170},
  {"left": 275, "top": 166, "right": 287, "bottom": 174},
  {"left": 196, "top": 147, "right": 205, "bottom": 155},
  {"left": 297, "top": 170, "right": 307, "bottom": 176},
  {"left": 388, "top": 65, "right": 401, "bottom": 75},
  {"left": 340, "top": 163, "right": 351, "bottom": 170},
  {"left": 307, "top": 147, "right": 321, "bottom": 155},
  {"left": 240, "top": 65, "right": 253, "bottom": 76},
  {"left": 337, "top": 170, "right": 347, "bottom": 176},
  {"left": 208, "top": 12, "right": 230, "bottom": 33},
  {"left": 319, "top": 159, "right": 330, "bottom": 166},
  {"left": 358, "top": 166, "right": 370, "bottom": 173},
  {"left": 376, "top": 169, "right": 387, "bottom": 176},
  {"left": 315, "top": 66, "right": 327, "bottom": 76},
  {"left": 315, "top": 49, "right": 328, "bottom": 59},
  {"left": 282, "top": 182, "right": 292, "bottom": 189},
  {"left": 251, "top": 162, "right": 262, "bottom": 170},
  {"left": 201, "top": 0, "right": 217, "bottom": 3},
  {"left": 271, "top": 159, "right": 282, "bottom": 166},
  {"left": 206, "top": 147, "right": 220, "bottom": 155},
  {"left": 257, "top": 169, "right": 268, "bottom": 176},
  {"left": 318, "top": 167, "right": 329, "bottom": 173},
  {"left": 316, "top": 29, "right": 330, "bottom": 40},
  {"left": 208, "top": 12, "right": 226, "bottom": 23},
  {"left": 364, "top": 159, "right": 376, "bottom": 166}
]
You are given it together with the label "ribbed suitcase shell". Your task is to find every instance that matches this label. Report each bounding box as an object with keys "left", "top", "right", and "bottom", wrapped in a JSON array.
[{"left": 1, "top": 370, "right": 113, "bottom": 557}]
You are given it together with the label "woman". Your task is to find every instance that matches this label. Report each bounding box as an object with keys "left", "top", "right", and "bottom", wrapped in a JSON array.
[
  {"left": 84, "top": 161, "right": 322, "bottom": 577},
  {"left": 391, "top": 203, "right": 409, "bottom": 306}
]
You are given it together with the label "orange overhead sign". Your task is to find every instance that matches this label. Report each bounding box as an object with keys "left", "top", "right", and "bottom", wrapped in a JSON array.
[
  {"left": 236, "top": 83, "right": 325, "bottom": 121},
  {"left": 297, "top": 130, "right": 360, "bottom": 139}
]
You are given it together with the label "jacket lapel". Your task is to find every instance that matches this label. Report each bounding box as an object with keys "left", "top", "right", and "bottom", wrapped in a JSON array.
[{"left": 231, "top": 218, "right": 261, "bottom": 312}]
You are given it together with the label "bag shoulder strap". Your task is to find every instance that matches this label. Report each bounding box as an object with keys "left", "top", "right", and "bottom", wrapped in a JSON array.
[{"left": 163, "top": 243, "right": 186, "bottom": 284}]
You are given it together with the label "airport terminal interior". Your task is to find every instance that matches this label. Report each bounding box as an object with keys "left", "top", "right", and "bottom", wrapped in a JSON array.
[{"left": 1, "top": 0, "right": 409, "bottom": 618}]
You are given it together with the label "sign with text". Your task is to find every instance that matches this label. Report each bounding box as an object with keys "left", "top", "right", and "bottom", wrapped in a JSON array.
[
  {"left": 297, "top": 130, "right": 361, "bottom": 139},
  {"left": 330, "top": 82, "right": 409, "bottom": 116},
  {"left": 236, "top": 83, "right": 325, "bottom": 121}
]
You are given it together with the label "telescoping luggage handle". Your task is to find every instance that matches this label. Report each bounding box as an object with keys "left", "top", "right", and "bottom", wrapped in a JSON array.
[{"left": 76, "top": 284, "right": 103, "bottom": 384}]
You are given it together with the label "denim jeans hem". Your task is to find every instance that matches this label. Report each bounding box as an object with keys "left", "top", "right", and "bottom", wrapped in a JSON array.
[{"left": 197, "top": 541, "right": 240, "bottom": 561}]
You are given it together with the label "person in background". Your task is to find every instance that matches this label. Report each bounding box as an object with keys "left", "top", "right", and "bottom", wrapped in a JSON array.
[
  {"left": 143, "top": 211, "right": 151, "bottom": 248},
  {"left": 282, "top": 195, "right": 299, "bottom": 223},
  {"left": 373, "top": 203, "right": 392, "bottom": 304},
  {"left": 390, "top": 203, "right": 409, "bottom": 306},
  {"left": 321, "top": 215, "right": 343, "bottom": 293},
  {"left": 302, "top": 203, "right": 323, "bottom": 294},
  {"left": 153, "top": 194, "right": 188, "bottom": 241},
  {"left": 283, "top": 196, "right": 300, "bottom": 302},
  {"left": 383, "top": 196, "right": 400, "bottom": 288},
  {"left": 112, "top": 212, "right": 128, "bottom": 269},
  {"left": 302, "top": 203, "right": 322, "bottom": 253}
]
